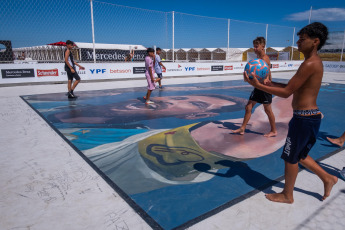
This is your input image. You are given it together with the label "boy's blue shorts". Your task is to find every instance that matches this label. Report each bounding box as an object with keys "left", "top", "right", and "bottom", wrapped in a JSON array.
[{"left": 281, "top": 109, "right": 321, "bottom": 164}]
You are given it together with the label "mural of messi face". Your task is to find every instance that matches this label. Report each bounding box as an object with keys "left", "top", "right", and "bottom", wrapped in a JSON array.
[
  {"left": 49, "top": 94, "right": 247, "bottom": 124},
  {"left": 85, "top": 96, "right": 292, "bottom": 194}
]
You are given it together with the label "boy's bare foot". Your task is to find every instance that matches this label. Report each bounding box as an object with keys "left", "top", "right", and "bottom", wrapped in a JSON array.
[
  {"left": 322, "top": 175, "right": 338, "bottom": 200},
  {"left": 326, "top": 137, "right": 344, "bottom": 147},
  {"left": 265, "top": 192, "right": 294, "bottom": 204},
  {"left": 231, "top": 128, "right": 245, "bottom": 135},
  {"left": 264, "top": 131, "right": 277, "bottom": 137}
]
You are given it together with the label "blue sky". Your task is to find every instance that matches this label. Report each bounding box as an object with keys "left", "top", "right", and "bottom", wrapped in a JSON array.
[
  {"left": 1, "top": 0, "right": 344, "bottom": 49},
  {"left": 106, "top": 0, "right": 345, "bottom": 28}
]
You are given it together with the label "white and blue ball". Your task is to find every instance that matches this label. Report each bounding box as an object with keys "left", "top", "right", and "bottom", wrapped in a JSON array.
[{"left": 244, "top": 58, "right": 269, "bottom": 81}]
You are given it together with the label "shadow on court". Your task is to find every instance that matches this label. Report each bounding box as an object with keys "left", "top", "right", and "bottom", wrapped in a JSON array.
[{"left": 194, "top": 160, "right": 326, "bottom": 201}]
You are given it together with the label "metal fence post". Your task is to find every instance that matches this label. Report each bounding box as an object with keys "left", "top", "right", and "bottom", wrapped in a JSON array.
[
  {"left": 172, "top": 11, "right": 175, "bottom": 62},
  {"left": 265, "top": 24, "right": 268, "bottom": 53},
  {"left": 90, "top": 0, "right": 96, "bottom": 63},
  {"left": 227, "top": 19, "right": 230, "bottom": 61},
  {"left": 291, "top": 27, "right": 295, "bottom": 60},
  {"left": 341, "top": 29, "right": 345, "bottom": 62}
]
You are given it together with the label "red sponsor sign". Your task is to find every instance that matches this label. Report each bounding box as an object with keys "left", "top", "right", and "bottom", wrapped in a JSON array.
[
  {"left": 272, "top": 64, "right": 279, "bottom": 68},
  {"left": 37, "top": 69, "right": 59, "bottom": 77},
  {"left": 224, "top": 66, "right": 233, "bottom": 70}
]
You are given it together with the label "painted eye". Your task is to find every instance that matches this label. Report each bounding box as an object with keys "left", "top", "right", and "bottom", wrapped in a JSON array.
[{"left": 190, "top": 101, "right": 208, "bottom": 109}]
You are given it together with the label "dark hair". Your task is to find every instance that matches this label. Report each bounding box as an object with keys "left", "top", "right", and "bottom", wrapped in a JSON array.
[
  {"left": 253, "top": 37, "right": 266, "bottom": 46},
  {"left": 66, "top": 40, "right": 74, "bottom": 45},
  {"left": 156, "top": 47, "right": 161, "bottom": 51},
  {"left": 147, "top": 47, "right": 155, "bottom": 54},
  {"left": 297, "top": 22, "right": 328, "bottom": 50}
]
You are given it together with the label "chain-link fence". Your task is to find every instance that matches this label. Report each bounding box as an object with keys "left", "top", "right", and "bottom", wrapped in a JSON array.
[
  {"left": 319, "top": 28, "right": 345, "bottom": 62},
  {"left": 0, "top": 0, "right": 344, "bottom": 63}
]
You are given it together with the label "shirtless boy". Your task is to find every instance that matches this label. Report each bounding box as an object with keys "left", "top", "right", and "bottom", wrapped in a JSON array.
[
  {"left": 245, "top": 22, "right": 338, "bottom": 203},
  {"left": 232, "top": 37, "right": 277, "bottom": 137}
]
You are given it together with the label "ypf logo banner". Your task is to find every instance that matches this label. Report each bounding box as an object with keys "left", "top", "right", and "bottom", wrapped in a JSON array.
[
  {"left": 90, "top": 69, "right": 106, "bottom": 74},
  {"left": 185, "top": 67, "right": 195, "bottom": 71}
]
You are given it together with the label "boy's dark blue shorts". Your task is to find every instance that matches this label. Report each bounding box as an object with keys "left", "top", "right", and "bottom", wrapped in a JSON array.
[
  {"left": 281, "top": 110, "right": 321, "bottom": 164},
  {"left": 156, "top": 73, "right": 163, "bottom": 79}
]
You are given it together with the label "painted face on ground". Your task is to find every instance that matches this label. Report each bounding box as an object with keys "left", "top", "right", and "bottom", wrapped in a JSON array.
[
  {"left": 51, "top": 95, "right": 246, "bottom": 124},
  {"left": 113, "top": 95, "right": 234, "bottom": 112}
]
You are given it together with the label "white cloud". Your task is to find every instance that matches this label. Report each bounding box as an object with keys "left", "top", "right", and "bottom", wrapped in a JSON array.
[{"left": 286, "top": 8, "right": 345, "bottom": 21}]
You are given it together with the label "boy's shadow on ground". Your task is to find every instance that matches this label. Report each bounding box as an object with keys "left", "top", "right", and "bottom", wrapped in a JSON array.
[
  {"left": 317, "top": 131, "right": 345, "bottom": 149},
  {"left": 214, "top": 121, "right": 264, "bottom": 136},
  {"left": 302, "top": 161, "right": 343, "bottom": 181},
  {"left": 193, "top": 160, "right": 340, "bottom": 201}
]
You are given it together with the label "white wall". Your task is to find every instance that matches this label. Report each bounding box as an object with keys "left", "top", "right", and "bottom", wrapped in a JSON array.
[{"left": 0, "top": 61, "right": 305, "bottom": 84}]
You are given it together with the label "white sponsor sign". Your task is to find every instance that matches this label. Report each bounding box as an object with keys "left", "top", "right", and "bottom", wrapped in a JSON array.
[{"left": 323, "top": 61, "right": 345, "bottom": 73}]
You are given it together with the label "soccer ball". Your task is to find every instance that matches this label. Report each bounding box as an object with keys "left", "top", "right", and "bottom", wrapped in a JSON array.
[{"left": 244, "top": 58, "right": 269, "bottom": 81}]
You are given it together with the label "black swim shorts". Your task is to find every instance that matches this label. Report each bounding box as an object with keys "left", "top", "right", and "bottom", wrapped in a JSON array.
[
  {"left": 249, "top": 88, "right": 272, "bottom": 104},
  {"left": 66, "top": 67, "right": 81, "bottom": 81},
  {"left": 281, "top": 109, "right": 322, "bottom": 164}
]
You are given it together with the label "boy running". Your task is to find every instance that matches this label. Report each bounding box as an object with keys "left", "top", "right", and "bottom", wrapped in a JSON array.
[
  {"left": 64, "top": 40, "right": 84, "bottom": 98},
  {"left": 232, "top": 37, "right": 277, "bottom": 137},
  {"left": 245, "top": 22, "right": 338, "bottom": 203}
]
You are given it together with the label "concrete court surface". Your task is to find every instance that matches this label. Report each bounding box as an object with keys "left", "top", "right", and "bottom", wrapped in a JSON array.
[{"left": 0, "top": 71, "right": 344, "bottom": 230}]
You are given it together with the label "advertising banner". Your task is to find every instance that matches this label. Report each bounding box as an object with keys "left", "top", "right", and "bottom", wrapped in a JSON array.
[
  {"left": 323, "top": 61, "right": 345, "bottom": 73},
  {"left": 1, "top": 69, "right": 35, "bottom": 78},
  {"left": 0, "top": 60, "right": 304, "bottom": 84},
  {"left": 36, "top": 68, "right": 59, "bottom": 77},
  {"left": 211, "top": 65, "right": 224, "bottom": 71}
]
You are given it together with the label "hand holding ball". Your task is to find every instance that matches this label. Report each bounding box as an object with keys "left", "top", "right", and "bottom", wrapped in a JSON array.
[{"left": 244, "top": 58, "right": 269, "bottom": 81}]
